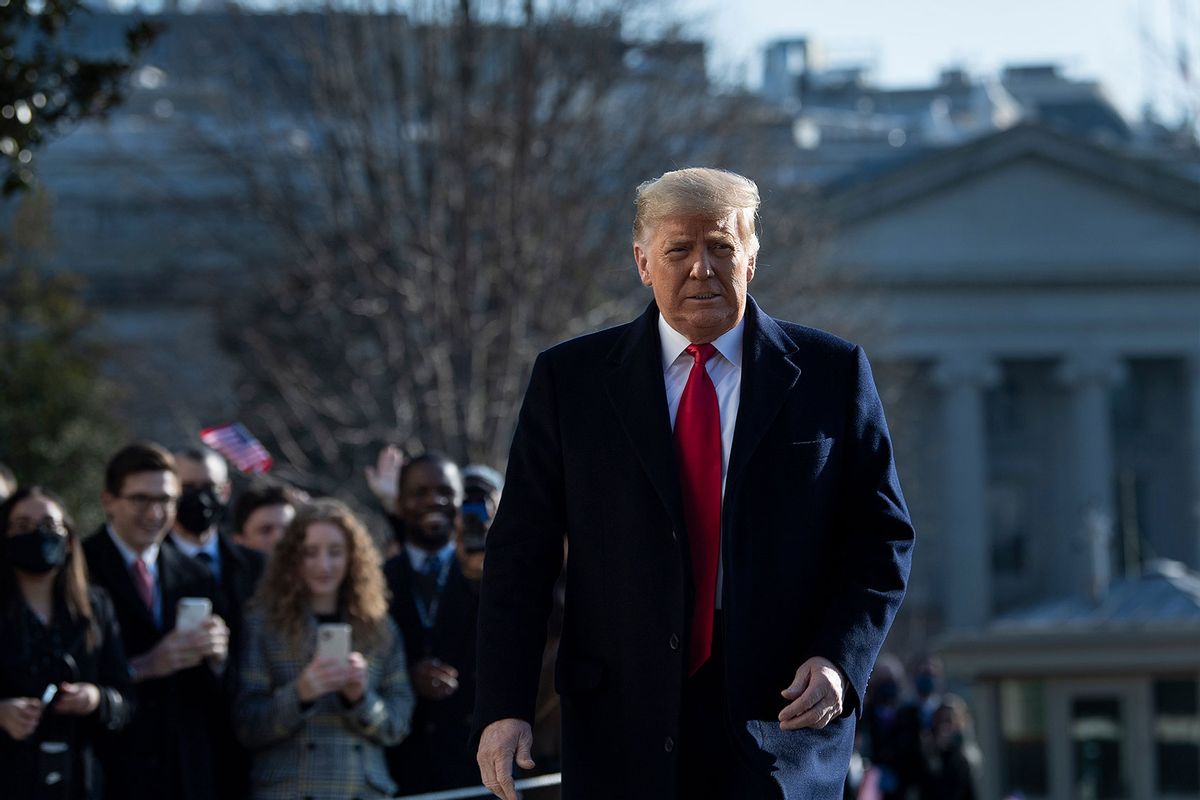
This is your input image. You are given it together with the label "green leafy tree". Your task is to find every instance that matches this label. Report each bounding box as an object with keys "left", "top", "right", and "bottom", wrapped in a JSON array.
[
  {"left": 1, "top": 0, "right": 158, "bottom": 194},
  {"left": 0, "top": 189, "right": 126, "bottom": 529}
]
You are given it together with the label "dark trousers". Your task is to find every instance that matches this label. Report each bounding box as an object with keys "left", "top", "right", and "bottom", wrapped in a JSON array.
[{"left": 677, "top": 613, "right": 782, "bottom": 800}]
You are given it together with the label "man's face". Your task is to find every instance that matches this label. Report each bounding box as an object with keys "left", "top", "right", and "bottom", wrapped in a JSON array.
[
  {"left": 173, "top": 454, "right": 231, "bottom": 537},
  {"left": 398, "top": 461, "right": 461, "bottom": 552},
  {"left": 101, "top": 470, "right": 180, "bottom": 553},
  {"left": 176, "top": 455, "right": 232, "bottom": 505},
  {"left": 235, "top": 503, "right": 294, "bottom": 554},
  {"left": 633, "top": 211, "right": 756, "bottom": 343}
]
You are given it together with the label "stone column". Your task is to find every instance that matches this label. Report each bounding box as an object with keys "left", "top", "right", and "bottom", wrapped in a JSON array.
[
  {"left": 932, "top": 353, "right": 1000, "bottom": 630},
  {"left": 1055, "top": 351, "right": 1127, "bottom": 599},
  {"left": 1188, "top": 352, "right": 1200, "bottom": 571}
]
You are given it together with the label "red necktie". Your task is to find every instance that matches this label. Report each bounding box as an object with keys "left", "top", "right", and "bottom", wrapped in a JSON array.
[
  {"left": 674, "top": 343, "right": 722, "bottom": 676},
  {"left": 132, "top": 558, "right": 154, "bottom": 612}
]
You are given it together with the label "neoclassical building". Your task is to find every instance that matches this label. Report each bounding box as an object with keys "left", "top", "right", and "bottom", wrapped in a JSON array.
[{"left": 792, "top": 123, "right": 1200, "bottom": 800}]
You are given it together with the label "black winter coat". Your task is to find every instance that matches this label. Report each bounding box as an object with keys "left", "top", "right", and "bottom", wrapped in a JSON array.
[
  {"left": 473, "top": 299, "right": 915, "bottom": 800},
  {"left": 0, "top": 586, "right": 132, "bottom": 800}
]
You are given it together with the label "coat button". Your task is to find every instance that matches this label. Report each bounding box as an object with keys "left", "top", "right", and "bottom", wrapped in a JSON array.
[
  {"left": 669, "top": 634, "right": 680, "bottom": 651},
  {"left": 306, "top": 742, "right": 317, "bottom": 751},
  {"left": 664, "top": 736, "right": 675, "bottom": 753}
]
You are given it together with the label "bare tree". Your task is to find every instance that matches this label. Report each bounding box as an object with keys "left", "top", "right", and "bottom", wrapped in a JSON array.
[{"left": 180, "top": 0, "right": 817, "bottom": 494}]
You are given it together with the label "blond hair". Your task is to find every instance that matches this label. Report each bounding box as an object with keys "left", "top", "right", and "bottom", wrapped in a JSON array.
[
  {"left": 253, "top": 498, "right": 392, "bottom": 655},
  {"left": 633, "top": 168, "right": 760, "bottom": 254}
]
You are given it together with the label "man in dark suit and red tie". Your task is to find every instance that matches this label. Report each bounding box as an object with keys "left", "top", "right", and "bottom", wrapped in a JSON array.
[
  {"left": 474, "top": 168, "right": 915, "bottom": 799},
  {"left": 84, "top": 442, "right": 230, "bottom": 800}
]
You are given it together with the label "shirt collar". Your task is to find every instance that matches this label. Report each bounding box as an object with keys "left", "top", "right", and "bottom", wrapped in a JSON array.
[
  {"left": 169, "top": 530, "right": 220, "bottom": 562},
  {"left": 657, "top": 313, "right": 745, "bottom": 371},
  {"left": 405, "top": 540, "right": 457, "bottom": 571},
  {"left": 106, "top": 523, "right": 160, "bottom": 572}
]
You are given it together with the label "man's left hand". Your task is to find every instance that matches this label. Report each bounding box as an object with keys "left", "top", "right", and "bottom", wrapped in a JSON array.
[
  {"left": 778, "top": 656, "right": 846, "bottom": 731},
  {"left": 411, "top": 658, "right": 460, "bottom": 700},
  {"left": 197, "top": 615, "right": 230, "bottom": 665}
]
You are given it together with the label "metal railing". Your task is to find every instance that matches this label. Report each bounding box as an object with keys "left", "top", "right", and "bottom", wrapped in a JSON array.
[{"left": 397, "top": 773, "right": 562, "bottom": 800}]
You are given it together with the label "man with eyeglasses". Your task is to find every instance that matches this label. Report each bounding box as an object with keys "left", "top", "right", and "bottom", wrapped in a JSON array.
[{"left": 83, "top": 441, "right": 228, "bottom": 800}]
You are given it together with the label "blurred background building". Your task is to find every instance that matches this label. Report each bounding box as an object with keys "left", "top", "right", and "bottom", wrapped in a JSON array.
[{"left": 5, "top": 9, "right": 1200, "bottom": 798}]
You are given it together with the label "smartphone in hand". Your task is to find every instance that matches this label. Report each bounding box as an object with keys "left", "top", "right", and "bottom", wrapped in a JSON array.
[
  {"left": 316, "top": 623, "right": 351, "bottom": 664},
  {"left": 176, "top": 597, "right": 212, "bottom": 631}
]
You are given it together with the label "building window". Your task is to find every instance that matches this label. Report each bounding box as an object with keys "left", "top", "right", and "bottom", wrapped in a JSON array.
[
  {"left": 1154, "top": 678, "right": 1200, "bottom": 795},
  {"left": 989, "top": 481, "right": 1027, "bottom": 575},
  {"left": 998, "top": 680, "right": 1048, "bottom": 796}
]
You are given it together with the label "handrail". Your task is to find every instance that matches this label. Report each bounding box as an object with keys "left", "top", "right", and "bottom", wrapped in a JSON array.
[{"left": 396, "top": 773, "right": 563, "bottom": 800}]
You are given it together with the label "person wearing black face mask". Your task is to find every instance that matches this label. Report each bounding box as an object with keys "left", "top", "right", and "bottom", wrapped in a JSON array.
[
  {"left": 0, "top": 486, "right": 132, "bottom": 800},
  {"left": 165, "top": 446, "right": 265, "bottom": 800},
  {"left": 166, "top": 446, "right": 265, "bottom": 630}
]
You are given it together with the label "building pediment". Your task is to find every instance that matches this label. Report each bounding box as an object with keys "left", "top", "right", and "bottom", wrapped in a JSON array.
[{"left": 821, "top": 125, "right": 1200, "bottom": 285}]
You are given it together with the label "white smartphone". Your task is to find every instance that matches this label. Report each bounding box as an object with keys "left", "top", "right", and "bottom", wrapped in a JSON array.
[
  {"left": 40, "top": 684, "right": 59, "bottom": 705},
  {"left": 316, "top": 623, "right": 352, "bottom": 663},
  {"left": 176, "top": 597, "right": 212, "bottom": 631}
]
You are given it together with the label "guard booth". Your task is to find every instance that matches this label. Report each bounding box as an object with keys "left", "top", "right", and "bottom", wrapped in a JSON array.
[{"left": 940, "top": 559, "right": 1200, "bottom": 800}]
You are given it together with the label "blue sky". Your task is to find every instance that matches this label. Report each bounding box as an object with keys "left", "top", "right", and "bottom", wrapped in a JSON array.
[{"left": 675, "top": 0, "right": 1199, "bottom": 124}]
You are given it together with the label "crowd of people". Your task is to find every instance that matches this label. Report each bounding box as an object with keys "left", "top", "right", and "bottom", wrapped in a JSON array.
[
  {"left": 0, "top": 441, "right": 541, "bottom": 800},
  {"left": 0, "top": 439, "right": 969, "bottom": 800},
  {"left": 849, "top": 655, "right": 981, "bottom": 800}
]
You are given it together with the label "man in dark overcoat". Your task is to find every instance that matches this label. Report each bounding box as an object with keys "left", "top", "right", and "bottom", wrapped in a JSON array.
[{"left": 474, "top": 168, "right": 915, "bottom": 800}]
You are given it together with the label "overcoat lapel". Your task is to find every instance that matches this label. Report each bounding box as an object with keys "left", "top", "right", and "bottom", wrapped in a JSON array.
[
  {"left": 725, "top": 297, "right": 803, "bottom": 496},
  {"left": 90, "top": 526, "right": 158, "bottom": 631},
  {"left": 157, "top": 543, "right": 182, "bottom": 630},
  {"left": 603, "top": 302, "right": 686, "bottom": 537}
]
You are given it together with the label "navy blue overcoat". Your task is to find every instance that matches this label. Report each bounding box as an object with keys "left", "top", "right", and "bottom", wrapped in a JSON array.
[{"left": 474, "top": 297, "right": 915, "bottom": 799}]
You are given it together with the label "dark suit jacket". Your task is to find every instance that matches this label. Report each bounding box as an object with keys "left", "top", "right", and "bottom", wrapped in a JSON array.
[
  {"left": 384, "top": 551, "right": 480, "bottom": 793},
  {"left": 473, "top": 298, "right": 915, "bottom": 800},
  {"left": 83, "top": 527, "right": 223, "bottom": 800},
  {"left": 163, "top": 532, "right": 265, "bottom": 800}
]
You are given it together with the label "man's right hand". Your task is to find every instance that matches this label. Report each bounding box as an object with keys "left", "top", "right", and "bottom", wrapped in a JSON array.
[
  {"left": 365, "top": 445, "right": 405, "bottom": 508},
  {"left": 134, "top": 627, "right": 205, "bottom": 680},
  {"left": 0, "top": 697, "right": 43, "bottom": 740},
  {"left": 477, "top": 718, "right": 535, "bottom": 800}
]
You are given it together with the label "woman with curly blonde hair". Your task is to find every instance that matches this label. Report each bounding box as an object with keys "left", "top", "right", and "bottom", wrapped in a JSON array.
[{"left": 235, "top": 499, "right": 414, "bottom": 799}]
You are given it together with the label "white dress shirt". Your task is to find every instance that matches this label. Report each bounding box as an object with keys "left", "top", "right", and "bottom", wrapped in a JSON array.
[
  {"left": 658, "top": 313, "right": 744, "bottom": 607},
  {"left": 405, "top": 540, "right": 458, "bottom": 574},
  {"left": 169, "top": 529, "right": 221, "bottom": 582}
]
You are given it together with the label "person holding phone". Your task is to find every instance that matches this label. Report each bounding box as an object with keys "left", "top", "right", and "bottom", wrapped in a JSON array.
[
  {"left": 236, "top": 499, "right": 414, "bottom": 800},
  {"left": 84, "top": 442, "right": 229, "bottom": 800},
  {"left": 0, "top": 486, "right": 132, "bottom": 799}
]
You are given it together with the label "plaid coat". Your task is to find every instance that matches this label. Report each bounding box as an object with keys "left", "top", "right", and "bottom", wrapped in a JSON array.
[{"left": 235, "top": 609, "right": 415, "bottom": 800}]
